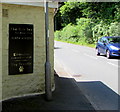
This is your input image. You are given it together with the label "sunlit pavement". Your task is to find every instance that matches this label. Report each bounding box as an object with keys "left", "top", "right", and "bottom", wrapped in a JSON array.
[{"left": 54, "top": 41, "right": 120, "bottom": 110}]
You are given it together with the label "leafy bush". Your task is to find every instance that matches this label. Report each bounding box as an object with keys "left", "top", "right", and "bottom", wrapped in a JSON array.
[
  {"left": 92, "top": 22, "right": 109, "bottom": 42},
  {"left": 108, "top": 22, "right": 120, "bottom": 36},
  {"left": 61, "top": 24, "right": 78, "bottom": 40},
  {"left": 54, "top": 30, "right": 62, "bottom": 40},
  {"left": 54, "top": 18, "right": 95, "bottom": 44},
  {"left": 54, "top": 24, "right": 79, "bottom": 41},
  {"left": 92, "top": 21, "right": 120, "bottom": 42},
  {"left": 54, "top": 2, "right": 119, "bottom": 47},
  {"left": 76, "top": 18, "right": 95, "bottom": 44},
  {"left": 54, "top": 18, "right": 120, "bottom": 46}
]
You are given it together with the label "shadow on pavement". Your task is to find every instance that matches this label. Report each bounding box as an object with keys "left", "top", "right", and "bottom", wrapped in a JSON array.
[
  {"left": 2, "top": 74, "right": 96, "bottom": 112},
  {"left": 54, "top": 47, "right": 62, "bottom": 49},
  {"left": 76, "top": 81, "right": 120, "bottom": 111}
]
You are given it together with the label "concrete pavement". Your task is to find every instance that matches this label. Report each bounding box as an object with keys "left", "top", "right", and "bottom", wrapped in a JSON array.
[
  {"left": 2, "top": 72, "right": 96, "bottom": 111},
  {"left": 54, "top": 41, "right": 119, "bottom": 93},
  {"left": 54, "top": 41, "right": 120, "bottom": 111},
  {"left": 55, "top": 58, "right": 120, "bottom": 110}
]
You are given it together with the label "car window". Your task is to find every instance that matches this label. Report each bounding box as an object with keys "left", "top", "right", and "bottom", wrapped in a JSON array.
[
  {"left": 108, "top": 37, "right": 120, "bottom": 43},
  {"left": 103, "top": 38, "right": 108, "bottom": 43},
  {"left": 99, "top": 38, "right": 104, "bottom": 43}
]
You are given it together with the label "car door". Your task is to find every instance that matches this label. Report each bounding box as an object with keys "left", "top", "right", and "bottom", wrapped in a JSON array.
[
  {"left": 100, "top": 38, "right": 108, "bottom": 54},
  {"left": 98, "top": 37, "right": 105, "bottom": 53}
]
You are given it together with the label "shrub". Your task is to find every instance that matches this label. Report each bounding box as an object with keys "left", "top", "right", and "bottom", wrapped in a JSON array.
[
  {"left": 54, "top": 18, "right": 119, "bottom": 46},
  {"left": 76, "top": 18, "right": 94, "bottom": 44},
  {"left": 92, "top": 21, "right": 120, "bottom": 42},
  {"left": 61, "top": 24, "right": 78, "bottom": 40},
  {"left": 92, "top": 22, "right": 109, "bottom": 42},
  {"left": 54, "top": 30, "right": 62, "bottom": 40},
  {"left": 108, "top": 22, "right": 120, "bottom": 36}
]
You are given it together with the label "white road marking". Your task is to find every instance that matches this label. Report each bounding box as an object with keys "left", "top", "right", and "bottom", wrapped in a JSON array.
[
  {"left": 84, "top": 53, "right": 98, "bottom": 60},
  {"left": 107, "top": 62, "right": 120, "bottom": 68}
]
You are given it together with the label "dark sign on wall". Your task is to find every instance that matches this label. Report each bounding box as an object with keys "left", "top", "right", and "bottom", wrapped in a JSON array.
[{"left": 9, "top": 24, "right": 34, "bottom": 75}]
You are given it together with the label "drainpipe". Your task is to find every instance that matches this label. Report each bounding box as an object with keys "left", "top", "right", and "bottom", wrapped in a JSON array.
[{"left": 44, "top": 1, "right": 52, "bottom": 101}]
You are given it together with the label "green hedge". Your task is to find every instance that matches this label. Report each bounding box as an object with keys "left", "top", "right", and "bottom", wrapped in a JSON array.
[{"left": 54, "top": 18, "right": 119, "bottom": 46}]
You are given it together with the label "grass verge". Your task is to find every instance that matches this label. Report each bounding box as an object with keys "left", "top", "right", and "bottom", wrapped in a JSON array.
[{"left": 54, "top": 39, "right": 96, "bottom": 48}]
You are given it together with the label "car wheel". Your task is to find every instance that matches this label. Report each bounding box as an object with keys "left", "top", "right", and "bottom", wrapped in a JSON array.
[
  {"left": 96, "top": 48, "right": 100, "bottom": 56},
  {"left": 106, "top": 50, "right": 111, "bottom": 59}
]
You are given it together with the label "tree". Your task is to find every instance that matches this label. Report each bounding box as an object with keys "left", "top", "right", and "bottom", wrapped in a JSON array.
[
  {"left": 56, "top": 2, "right": 120, "bottom": 27},
  {"left": 81, "top": 2, "right": 119, "bottom": 24},
  {"left": 60, "top": 2, "right": 84, "bottom": 26}
]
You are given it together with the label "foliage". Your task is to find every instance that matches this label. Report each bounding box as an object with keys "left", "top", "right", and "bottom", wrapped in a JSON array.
[
  {"left": 60, "top": 2, "right": 84, "bottom": 26},
  {"left": 109, "top": 22, "right": 120, "bottom": 36},
  {"left": 92, "top": 22, "right": 109, "bottom": 41},
  {"left": 81, "top": 2, "right": 119, "bottom": 23},
  {"left": 76, "top": 18, "right": 95, "bottom": 44},
  {"left": 114, "top": 5, "right": 120, "bottom": 22},
  {"left": 55, "top": 2, "right": 120, "bottom": 47},
  {"left": 92, "top": 22, "right": 120, "bottom": 40},
  {"left": 55, "top": 20, "right": 120, "bottom": 45},
  {"left": 55, "top": 24, "right": 79, "bottom": 41},
  {"left": 58, "top": 2, "right": 120, "bottom": 27},
  {"left": 54, "top": 31, "right": 62, "bottom": 40},
  {"left": 54, "top": 18, "right": 94, "bottom": 44}
]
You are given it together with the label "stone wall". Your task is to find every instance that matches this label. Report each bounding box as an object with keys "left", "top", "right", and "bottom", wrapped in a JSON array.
[{"left": 1, "top": 3, "right": 55, "bottom": 100}]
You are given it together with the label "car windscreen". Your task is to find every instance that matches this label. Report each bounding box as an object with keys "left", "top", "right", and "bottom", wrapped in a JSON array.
[{"left": 108, "top": 37, "right": 120, "bottom": 43}]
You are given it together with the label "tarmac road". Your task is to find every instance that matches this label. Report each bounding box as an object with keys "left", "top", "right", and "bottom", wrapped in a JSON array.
[{"left": 54, "top": 41, "right": 120, "bottom": 110}]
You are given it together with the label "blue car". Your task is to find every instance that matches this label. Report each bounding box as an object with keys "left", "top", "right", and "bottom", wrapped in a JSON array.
[{"left": 96, "top": 36, "right": 120, "bottom": 59}]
